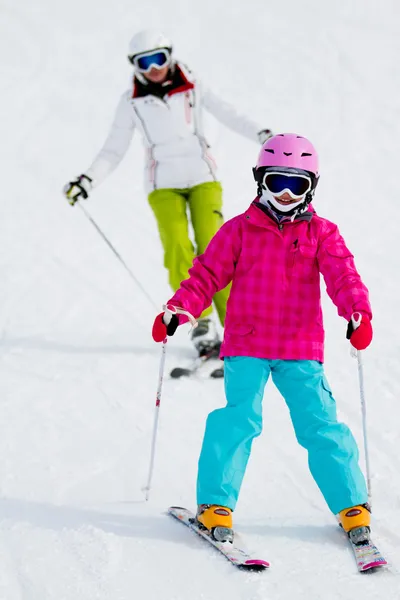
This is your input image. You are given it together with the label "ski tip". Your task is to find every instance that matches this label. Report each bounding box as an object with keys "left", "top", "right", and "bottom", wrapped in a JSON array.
[
  {"left": 170, "top": 367, "right": 192, "bottom": 378},
  {"left": 360, "top": 560, "right": 388, "bottom": 572},
  {"left": 242, "top": 559, "right": 270, "bottom": 570},
  {"left": 210, "top": 368, "right": 224, "bottom": 379}
]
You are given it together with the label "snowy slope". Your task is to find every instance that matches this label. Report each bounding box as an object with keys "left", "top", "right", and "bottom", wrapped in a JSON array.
[{"left": 1, "top": 0, "right": 400, "bottom": 598}]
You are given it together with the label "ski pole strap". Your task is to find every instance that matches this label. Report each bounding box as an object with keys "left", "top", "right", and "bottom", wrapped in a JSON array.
[
  {"left": 350, "top": 312, "right": 362, "bottom": 359},
  {"left": 163, "top": 304, "right": 198, "bottom": 330},
  {"left": 351, "top": 312, "right": 362, "bottom": 330}
]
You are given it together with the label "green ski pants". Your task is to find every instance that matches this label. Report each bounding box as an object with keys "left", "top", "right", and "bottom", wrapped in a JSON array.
[{"left": 148, "top": 181, "right": 230, "bottom": 325}]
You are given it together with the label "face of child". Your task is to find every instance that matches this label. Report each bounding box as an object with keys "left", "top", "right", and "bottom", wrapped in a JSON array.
[
  {"left": 273, "top": 191, "right": 304, "bottom": 206},
  {"left": 143, "top": 65, "right": 169, "bottom": 83}
]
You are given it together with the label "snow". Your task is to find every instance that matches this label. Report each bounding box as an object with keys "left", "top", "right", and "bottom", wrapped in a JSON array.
[{"left": 1, "top": 0, "right": 400, "bottom": 598}]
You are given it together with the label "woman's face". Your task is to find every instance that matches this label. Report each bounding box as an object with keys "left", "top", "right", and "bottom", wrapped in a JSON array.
[{"left": 143, "top": 65, "right": 169, "bottom": 84}]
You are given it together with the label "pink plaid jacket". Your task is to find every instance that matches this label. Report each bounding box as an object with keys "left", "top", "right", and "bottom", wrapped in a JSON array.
[{"left": 167, "top": 201, "right": 372, "bottom": 362}]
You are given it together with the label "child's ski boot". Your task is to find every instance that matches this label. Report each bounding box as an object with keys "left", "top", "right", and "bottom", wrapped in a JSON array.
[
  {"left": 339, "top": 503, "right": 371, "bottom": 544},
  {"left": 196, "top": 504, "right": 234, "bottom": 543}
]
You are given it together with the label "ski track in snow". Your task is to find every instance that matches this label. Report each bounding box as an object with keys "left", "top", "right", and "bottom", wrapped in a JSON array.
[{"left": 1, "top": 0, "right": 400, "bottom": 598}]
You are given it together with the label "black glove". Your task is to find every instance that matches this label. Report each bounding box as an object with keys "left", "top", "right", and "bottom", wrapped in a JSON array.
[{"left": 63, "top": 174, "right": 92, "bottom": 206}]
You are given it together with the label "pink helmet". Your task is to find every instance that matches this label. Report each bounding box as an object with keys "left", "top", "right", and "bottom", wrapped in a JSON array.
[
  {"left": 253, "top": 133, "right": 320, "bottom": 212},
  {"left": 256, "top": 133, "right": 319, "bottom": 175}
]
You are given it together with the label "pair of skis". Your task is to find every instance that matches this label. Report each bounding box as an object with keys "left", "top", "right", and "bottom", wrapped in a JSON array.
[{"left": 168, "top": 506, "right": 388, "bottom": 573}]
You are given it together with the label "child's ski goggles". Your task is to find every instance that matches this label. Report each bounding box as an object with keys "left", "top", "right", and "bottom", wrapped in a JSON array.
[
  {"left": 129, "top": 49, "right": 171, "bottom": 72},
  {"left": 262, "top": 171, "right": 312, "bottom": 199}
]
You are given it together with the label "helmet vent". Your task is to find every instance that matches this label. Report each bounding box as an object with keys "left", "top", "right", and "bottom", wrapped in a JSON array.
[
  {"left": 264, "top": 149, "right": 274, "bottom": 153},
  {"left": 283, "top": 152, "right": 292, "bottom": 156},
  {"left": 301, "top": 152, "right": 312, "bottom": 157}
]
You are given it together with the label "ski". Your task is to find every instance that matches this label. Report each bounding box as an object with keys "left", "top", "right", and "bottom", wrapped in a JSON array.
[
  {"left": 167, "top": 506, "right": 270, "bottom": 571},
  {"left": 170, "top": 347, "right": 223, "bottom": 379},
  {"left": 209, "top": 362, "right": 224, "bottom": 379},
  {"left": 347, "top": 536, "right": 388, "bottom": 573}
]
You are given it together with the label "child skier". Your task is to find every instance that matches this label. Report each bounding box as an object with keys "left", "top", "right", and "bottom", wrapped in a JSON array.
[
  {"left": 151, "top": 133, "right": 373, "bottom": 545},
  {"left": 63, "top": 29, "right": 272, "bottom": 356}
]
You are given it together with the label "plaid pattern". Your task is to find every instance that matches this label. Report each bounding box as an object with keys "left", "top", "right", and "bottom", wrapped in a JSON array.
[{"left": 168, "top": 202, "right": 372, "bottom": 362}]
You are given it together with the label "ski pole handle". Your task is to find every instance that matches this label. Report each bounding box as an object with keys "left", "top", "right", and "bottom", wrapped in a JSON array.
[
  {"left": 163, "top": 304, "right": 198, "bottom": 331},
  {"left": 351, "top": 313, "right": 362, "bottom": 330}
]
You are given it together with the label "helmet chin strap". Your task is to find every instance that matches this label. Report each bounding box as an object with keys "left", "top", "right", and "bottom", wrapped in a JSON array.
[{"left": 260, "top": 189, "right": 305, "bottom": 216}]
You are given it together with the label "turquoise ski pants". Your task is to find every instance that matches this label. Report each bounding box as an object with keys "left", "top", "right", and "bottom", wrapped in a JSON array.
[{"left": 197, "top": 357, "right": 368, "bottom": 514}]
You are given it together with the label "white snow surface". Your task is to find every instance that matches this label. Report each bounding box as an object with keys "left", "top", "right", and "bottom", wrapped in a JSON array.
[{"left": 1, "top": 1, "right": 400, "bottom": 598}]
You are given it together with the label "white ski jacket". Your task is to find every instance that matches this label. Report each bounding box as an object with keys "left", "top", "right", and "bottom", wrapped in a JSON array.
[{"left": 86, "top": 62, "right": 264, "bottom": 193}]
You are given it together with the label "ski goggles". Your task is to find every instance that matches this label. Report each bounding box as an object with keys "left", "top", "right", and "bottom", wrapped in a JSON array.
[
  {"left": 129, "top": 49, "right": 171, "bottom": 72},
  {"left": 262, "top": 171, "right": 312, "bottom": 199}
]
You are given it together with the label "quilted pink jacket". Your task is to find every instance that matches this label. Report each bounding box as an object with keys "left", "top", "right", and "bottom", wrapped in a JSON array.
[{"left": 167, "top": 201, "right": 372, "bottom": 362}]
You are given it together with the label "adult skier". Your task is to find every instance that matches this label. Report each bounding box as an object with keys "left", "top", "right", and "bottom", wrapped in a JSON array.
[
  {"left": 64, "top": 29, "right": 272, "bottom": 355},
  {"left": 152, "top": 133, "right": 373, "bottom": 545}
]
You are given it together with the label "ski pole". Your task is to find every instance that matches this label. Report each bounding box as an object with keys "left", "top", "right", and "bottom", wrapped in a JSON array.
[
  {"left": 144, "top": 338, "right": 168, "bottom": 501},
  {"left": 78, "top": 203, "right": 158, "bottom": 310},
  {"left": 356, "top": 349, "right": 372, "bottom": 506},
  {"left": 350, "top": 314, "right": 372, "bottom": 506}
]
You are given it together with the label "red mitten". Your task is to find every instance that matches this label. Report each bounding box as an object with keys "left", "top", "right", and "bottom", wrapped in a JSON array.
[
  {"left": 346, "top": 313, "right": 373, "bottom": 350},
  {"left": 152, "top": 312, "right": 179, "bottom": 342}
]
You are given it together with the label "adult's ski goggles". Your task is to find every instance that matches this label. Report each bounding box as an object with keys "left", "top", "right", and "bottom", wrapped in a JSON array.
[
  {"left": 128, "top": 49, "right": 171, "bottom": 73},
  {"left": 262, "top": 171, "right": 312, "bottom": 199}
]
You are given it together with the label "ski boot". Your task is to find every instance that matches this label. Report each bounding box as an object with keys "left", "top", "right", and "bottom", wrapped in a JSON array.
[
  {"left": 339, "top": 503, "right": 371, "bottom": 545},
  {"left": 191, "top": 318, "right": 220, "bottom": 357},
  {"left": 196, "top": 504, "right": 234, "bottom": 543}
]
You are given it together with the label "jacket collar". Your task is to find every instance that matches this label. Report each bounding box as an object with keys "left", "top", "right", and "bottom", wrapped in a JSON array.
[{"left": 244, "top": 199, "right": 314, "bottom": 230}]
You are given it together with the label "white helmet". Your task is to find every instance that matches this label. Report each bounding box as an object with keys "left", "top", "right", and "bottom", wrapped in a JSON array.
[{"left": 128, "top": 29, "right": 172, "bottom": 61}]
